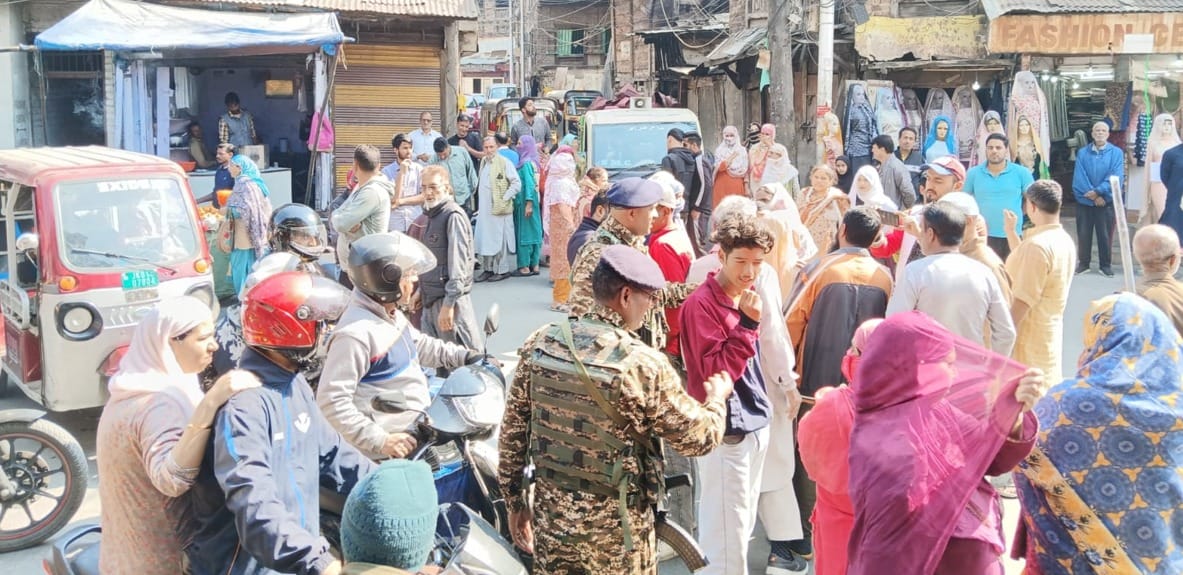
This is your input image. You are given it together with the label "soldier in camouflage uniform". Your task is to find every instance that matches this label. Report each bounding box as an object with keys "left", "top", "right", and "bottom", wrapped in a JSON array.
[
  {"left": 568, "top": 178, "right": 696, "bottom": 351},
  {"left": 499, "top": 245, "right": 734, "bottom": 575}
]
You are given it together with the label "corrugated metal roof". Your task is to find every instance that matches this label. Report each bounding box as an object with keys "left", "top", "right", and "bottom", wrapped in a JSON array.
[
  {"left": 702, "top": 27, "right": 765, "bottom": 68},
  {"left": 186, "top": 0, "right": 478, "bottom": 19},
  {"left": 982, "top": 0, "right": 1183, "bottom": 19}
]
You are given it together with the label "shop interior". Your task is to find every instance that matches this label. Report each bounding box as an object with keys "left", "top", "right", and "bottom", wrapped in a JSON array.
[{"left": 159, "top": 53, "right": 317, "bottom": 206}]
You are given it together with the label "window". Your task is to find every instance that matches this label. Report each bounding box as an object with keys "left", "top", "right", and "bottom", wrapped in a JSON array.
[{"left": 557, "top": 29, "right": 586, "bottom": 56}]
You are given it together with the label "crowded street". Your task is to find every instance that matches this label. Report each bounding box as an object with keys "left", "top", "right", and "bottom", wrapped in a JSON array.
[{"left": 0, "top": 263, "right": 1134, "bottom": 573}]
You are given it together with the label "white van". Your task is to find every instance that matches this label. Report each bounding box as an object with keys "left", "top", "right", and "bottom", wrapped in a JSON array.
[{"left": 580, "top": 106, "right": 701, "bottom": 180}]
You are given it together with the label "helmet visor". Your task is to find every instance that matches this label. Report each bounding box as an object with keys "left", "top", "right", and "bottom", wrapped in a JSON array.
[
  {"left": 297, "top": 276, "right": 351, "bottom": 323},
  {"left": 385, "top": 231, "right": 438, "bottom": 276},
  {"left": 287, "top": 223, "right": 331, "bottom": 257}
]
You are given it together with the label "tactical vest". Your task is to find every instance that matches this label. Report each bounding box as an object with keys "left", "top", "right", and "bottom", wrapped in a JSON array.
[
  {"left": 527, "top": 319, "right": 665, "bottom": 549},
  {"left": 419, "top": 202, "right": 467, "bottom": 306}
]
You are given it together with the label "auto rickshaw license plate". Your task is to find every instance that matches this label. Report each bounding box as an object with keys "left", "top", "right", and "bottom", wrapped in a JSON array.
[{"left": 121, "top": 270, "right": 160, "bottom": 291}]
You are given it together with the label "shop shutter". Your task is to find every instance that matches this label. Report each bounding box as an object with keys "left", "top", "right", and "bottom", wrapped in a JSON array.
[{"left": 332, "top": 43, "right": 441, "bottom": 187}]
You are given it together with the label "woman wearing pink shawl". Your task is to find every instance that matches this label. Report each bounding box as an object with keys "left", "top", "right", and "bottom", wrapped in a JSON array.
[
  {"left": 798, "top": 319, "right": 883, "bottom": 575},
  {"left": 544, "top": 150, "right": 579, "bottom": 310},
  {"left": 847, "top": 312, "right": 1046, "bottom": 575},
  {"left": 96, "top": 297, "right": 259, "bottom": 574}
]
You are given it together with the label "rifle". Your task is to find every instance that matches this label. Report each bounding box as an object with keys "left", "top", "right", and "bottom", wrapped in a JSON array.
[{"left": 656, "top": 474, "right": 709, "bottom": 572}]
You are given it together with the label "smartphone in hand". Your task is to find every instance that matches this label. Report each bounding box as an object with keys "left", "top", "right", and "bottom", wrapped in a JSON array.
[{"left": 876, "top": 208, "right": 901, "bottom": 227}]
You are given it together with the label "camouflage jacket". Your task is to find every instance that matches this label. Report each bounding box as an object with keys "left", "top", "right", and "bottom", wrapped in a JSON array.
[
  {"left": 567, "top": 216, "right": 696, "bottom": 349},
  {"left": 498, "top": 306, "right": 727, "bottom": 515}
]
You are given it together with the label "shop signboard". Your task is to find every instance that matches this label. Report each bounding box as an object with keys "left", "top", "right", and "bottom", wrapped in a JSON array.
[
  {"left": 989, "top": 13, "right": 1183, "bottom": 55},
  {"left": 856, "top": 15, "right": 988, "bottom": 61}
]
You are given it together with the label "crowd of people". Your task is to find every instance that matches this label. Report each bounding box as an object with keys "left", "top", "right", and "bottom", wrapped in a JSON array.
[{"left": 83, "top": 102, "right": 1183, "bottom": 575}]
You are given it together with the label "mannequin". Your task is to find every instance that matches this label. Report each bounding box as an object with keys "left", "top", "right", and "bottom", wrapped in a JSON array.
[
  {"left": 843, "top": 83, "right": 878, "bottom": 172},
  {"left": 976, "top": 111, "right": 1004, "bottom": 164},
  {"left": 1011, "top": 115, "right": 1047, "bottom": 180},
  {"left": 900, "top": 89, "right": 925, "bottom": 143},
  {"left": 924, "top": 89, "right": 955, "bottom": 144},
  {"left": 818, "top": 111, "right": 845, "bottom": 168},
  {"left": 1007, "top": 71, "right": 1050, "bottom": 172},
  {"left": 924, "top": 116, "right": 956, "bottom": 162},
  {"left": 1146, "top": 113, "right": 1181, "bottom": 224},
  {"left": 875, "top": 87, "right": 905, "bottom": 147},
  {"left": 952, "top": 85, "right": 983, "bottom": 166}
]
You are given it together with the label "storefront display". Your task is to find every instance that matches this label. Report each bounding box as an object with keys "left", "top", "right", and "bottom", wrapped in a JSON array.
[
  {"left": 1144, "top": 114, "right": 1180, "bottom": 223},
  {"left": 1007, "top": 71, "right": 1051, "bottom": 174},
  {"left": 924, "top": 115, "right": 956, "bottom": 162},
  {"left": 923, "top": 89, "right": 955, "bottom": 144},
  {"left": 900, "top": 89, "right": 926, "bottom": 142},
  {"left": 818, "top": 111, "right": 845, "bottom": 168},
  {"left": 976, "top": 111, "right": 1004, "bottom": 162},
  {"left": 875, "top": 87, "right": 905, "bottom": 147}
]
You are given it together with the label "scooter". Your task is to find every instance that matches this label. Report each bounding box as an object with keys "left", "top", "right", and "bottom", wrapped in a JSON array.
[{"left": 0, "top": 409, "right": 87, "bottom": 554}]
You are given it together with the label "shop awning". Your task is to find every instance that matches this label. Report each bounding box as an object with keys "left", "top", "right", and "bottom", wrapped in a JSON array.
[
  {"left": 982, "top": 0, "right": 1183, "bottom": 19},
  {"left": 35, "top": 0, "right": 346, "bottom": 53}
]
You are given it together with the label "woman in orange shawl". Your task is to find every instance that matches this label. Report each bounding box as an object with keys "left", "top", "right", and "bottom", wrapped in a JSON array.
[
  {"left": 798, "top": 163, "right": 850, "bottom": 253},
  {"left": 713, "top": 125, "right": 750, "bottom": 209}
]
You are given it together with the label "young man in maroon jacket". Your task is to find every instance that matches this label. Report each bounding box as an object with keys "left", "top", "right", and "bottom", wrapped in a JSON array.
[{"left": 679, "top": 211, "right": 779, "bottom": 574}]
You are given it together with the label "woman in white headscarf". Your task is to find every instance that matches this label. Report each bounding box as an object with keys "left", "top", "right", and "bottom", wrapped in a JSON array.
[
  {"left": 750, "top": 124, "right": 801, "bottom": 197},
  {"left": 96, "top": 297, "right": 259, "bottom": 575},
  {"left": 755, "top": 183, "right": 819, "bottom": 293},
  {"left": 849, "top": 165, "right": 898, "bottom": 212},
  {"left": 714, "top": 125, "right": 750, "bottom": 208}
]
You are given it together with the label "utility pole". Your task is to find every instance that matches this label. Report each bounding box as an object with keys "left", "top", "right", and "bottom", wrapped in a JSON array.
[
  {"left": 816, "top": 0, "right": 835, "bottom": 163},
  {"left": 767, "top": 0, "right": 796, "bottom": 157},
  {"left": 508, "top": 0, "right": 515, "bottom": 90}
]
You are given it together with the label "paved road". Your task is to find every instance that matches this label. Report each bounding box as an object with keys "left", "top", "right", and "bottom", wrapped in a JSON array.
[{"left": 0, "top": 252, "right": 1126, "bottom": 572}]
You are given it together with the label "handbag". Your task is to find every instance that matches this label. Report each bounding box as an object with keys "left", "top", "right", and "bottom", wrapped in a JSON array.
[{"left": 215, "top": 217, "right": 233, "bottom": 254}]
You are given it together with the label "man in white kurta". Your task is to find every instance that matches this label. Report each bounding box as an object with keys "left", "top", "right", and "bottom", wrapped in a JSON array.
[{"left": 475, "top": 136, "right": 521, "bottom": 281}]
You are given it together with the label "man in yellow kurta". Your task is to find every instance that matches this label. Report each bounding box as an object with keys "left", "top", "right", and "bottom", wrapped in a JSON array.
[{"left": 1003, "top": 179, "right": 1077, "bottom": 380}]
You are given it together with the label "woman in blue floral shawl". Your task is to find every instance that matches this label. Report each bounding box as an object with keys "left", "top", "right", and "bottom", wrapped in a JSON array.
[
  {"left": 1014, "top": 293, "right": 1183, "bottom": 575},
  {"left": 224, "top": 155, "right": 271, "bottom": 294}
]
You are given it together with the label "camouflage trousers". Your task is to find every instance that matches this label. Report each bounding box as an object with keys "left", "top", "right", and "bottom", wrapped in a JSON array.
[{"left": 532, "top": 483, "right": 657, "bottom": 575}]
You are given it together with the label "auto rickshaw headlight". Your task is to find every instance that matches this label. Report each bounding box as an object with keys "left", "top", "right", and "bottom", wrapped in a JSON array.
[
  {"left": 58, "top": 276, "right": 78, "bottom": 292},
  {"left": 63, "top": 307, "right": 93, "bottom": 334},
  {"left": 195, "top": 259, "right": 210, "bottom": 274}
]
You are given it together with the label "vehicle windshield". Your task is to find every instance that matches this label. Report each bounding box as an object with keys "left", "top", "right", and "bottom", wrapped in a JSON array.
[
  {"left": 592, "top": 121, "right": 697, "bottom": 173},
  {"left": 56, "top": 177, "right": 201, "bottom": 271},
  {"left": 567, "top": 96, "right": 597, "bottom": 115},
  {"left": 489, "top": 86, "right": 519, "bottom": 99}
]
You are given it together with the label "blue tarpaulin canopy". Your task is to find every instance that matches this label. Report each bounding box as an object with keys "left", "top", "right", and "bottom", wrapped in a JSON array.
[{"left": 35, "top": 0, "right": 345, "bottom": 53}]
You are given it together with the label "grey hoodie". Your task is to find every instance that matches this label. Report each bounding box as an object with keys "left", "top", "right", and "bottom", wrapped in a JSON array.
[{"left": 331, "top": 175, "right": 394, "bottom": 269}]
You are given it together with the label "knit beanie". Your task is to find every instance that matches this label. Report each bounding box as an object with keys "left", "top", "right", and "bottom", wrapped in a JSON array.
[{"left": 341, "top": 459, "right": 439, "bottom": 569}]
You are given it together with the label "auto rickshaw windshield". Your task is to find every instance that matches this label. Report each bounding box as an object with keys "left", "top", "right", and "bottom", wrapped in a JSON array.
[{"left": 55, "top": 177, "right": 201, "bottom": 271}]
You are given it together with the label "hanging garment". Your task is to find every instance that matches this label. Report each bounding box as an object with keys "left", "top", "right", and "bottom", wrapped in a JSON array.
[
  {"left": 875, "top": 86, "right": 905, "bottom": 148},
  {"left": 952, "top": 86, "right": 983, "bottom": 166},
  {"left": 1007, "top": 71, "right": 1051, "bottom": 172},
  {"left": 1038, "top": 75, "right": 1070, "bottom": 142},
  {"left": 1135, "top": 112, "right": 1153, "bottom": 166}
]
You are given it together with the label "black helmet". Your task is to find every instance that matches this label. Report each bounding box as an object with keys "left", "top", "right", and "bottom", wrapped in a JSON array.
[
  {"left": 270, "top": 203, "right": 329, "bottom": 261},
  {"left": 347, "top": 232, "right": 437, "bottom": 304}
]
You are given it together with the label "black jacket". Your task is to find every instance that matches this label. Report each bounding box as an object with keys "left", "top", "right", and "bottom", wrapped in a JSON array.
[{"left": 568, "top": 216, "right": 601, "bottom": 265}]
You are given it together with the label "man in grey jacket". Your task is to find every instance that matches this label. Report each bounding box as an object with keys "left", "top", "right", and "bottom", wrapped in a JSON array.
[
  {"left": 317, "top": 232, "right": 486, "bottom": 460},
  {"left": 872, "top": 134, "right": 917, "bottom": 209},
  {"left": 418, "top": 165, "right": 482, "bottom": 349},
  {"left": 331, "top": 145, "right": 394, "bottom": 282}
]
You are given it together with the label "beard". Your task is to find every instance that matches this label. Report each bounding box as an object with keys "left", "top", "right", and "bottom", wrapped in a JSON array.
[{"left": 425, "top": 196, "right": 451, "bottom": 210}]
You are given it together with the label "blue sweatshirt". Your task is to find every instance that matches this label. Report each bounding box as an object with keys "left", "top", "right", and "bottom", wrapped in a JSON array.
[
  {"left": 1072, "top": 142, "right": 1124, "bottom": 205},
  {"left": 184, "top": 349, "right": 375, "bottom": 575}
]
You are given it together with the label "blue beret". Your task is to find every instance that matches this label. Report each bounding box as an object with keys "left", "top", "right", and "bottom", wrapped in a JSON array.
[
  {"left": 597, "top": 245, "right": 667, "bottom": 292},
  {"left": 605, "top": 177, "right": 663, "bottom": 208}
]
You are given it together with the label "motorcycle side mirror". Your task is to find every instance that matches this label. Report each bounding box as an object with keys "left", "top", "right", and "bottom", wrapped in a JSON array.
[
  {"left": 372, "top": 390, "right": 415, "bottom": 415},
  {"left": 484, "top": 304, "right": 500, "bottom": 337},
  {"left": 15, "top": 233, "right": 38, "bottom": 256}
]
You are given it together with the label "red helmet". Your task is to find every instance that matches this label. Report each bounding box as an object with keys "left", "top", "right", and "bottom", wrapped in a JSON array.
[{"left": 241, "top": 272, "right": 350, "bottom": 364}]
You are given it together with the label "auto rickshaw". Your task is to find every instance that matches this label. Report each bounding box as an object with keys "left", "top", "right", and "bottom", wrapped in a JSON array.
[
  {"left": 494, "top": 98, "right": 563, "bottom": 145},
  {"left": 560, "top": 90, "right": 602, "bottom": 135},
  {"left": 0, "top": 146, "right": 216, "bottom": 411}
]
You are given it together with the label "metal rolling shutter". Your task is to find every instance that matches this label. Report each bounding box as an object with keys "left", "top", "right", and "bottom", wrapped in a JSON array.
[{"left": 333, "top": 44, "right": 442, "bottom": 186}]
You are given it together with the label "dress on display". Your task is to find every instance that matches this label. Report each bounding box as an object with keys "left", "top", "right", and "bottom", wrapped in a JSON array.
[
  {"left": 952, "top": 86, "right": 983, "bottom": 166},
  {"left": 923, "top": 115, "right": 957, "bottom": 163},
  {"left": 874, "top": 86, "right": 905, "bottom": 147},
  {"left": 900, "top": 89, "right": 925, "bottom": 143},
  {"left": 843, "top": 83, "right": 878, "bottom": 172},
  {"left": 1007, "top": 71, "right": 1051, "bottom": 173},
  {"left": 1145, "top": 113, "right": 1181, "bottom": 224},
  {"left": 818, "top": 112, "right": 845, "bottom": 168}
]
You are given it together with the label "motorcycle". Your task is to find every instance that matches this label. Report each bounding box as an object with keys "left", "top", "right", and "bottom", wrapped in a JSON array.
[{"left": 0, "top": 409, "right": 87, "bottom": 553}]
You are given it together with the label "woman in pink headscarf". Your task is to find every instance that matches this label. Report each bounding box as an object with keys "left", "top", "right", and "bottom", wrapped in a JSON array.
[
  {"left": 544, "top": 149, "right": 579, "bottom": 311},
  {"left": 847, "top": 312, "right": 1046, "bottom": 575},
  {"left": 797, "top": 319, "right": 883, "bottom": 575}
]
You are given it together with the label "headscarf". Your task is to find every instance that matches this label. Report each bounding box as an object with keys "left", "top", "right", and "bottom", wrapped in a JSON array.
[
  {"left": 848, "top": 165, "right": 897, "bottom": 211},
  {"left": 834, "top": 155, "right": 855, "bottom": 194},
  {"left": 817, "top": 112, "right": 845, "bottom": 167},
  {"left": 108, "top": 296, "right": 211, "bottom": 408},
  {"left": 924, "top": 88, "right": 955, "bottom": 139},
  {"left": 923, "top": 115, "right": 956, "bottom": 162},
  {"left": 516, "top": 134, "right": 540, "bottom": 171},
  {"left": 874, "top": 88, "right": 904, "bottom": 147},
  {"left": 543, "top": 152, "right": 579, "bottom": 209},
  {"left": 1149, "top": 113, "right": 1182, "bottom": 159},
  {"left": 746, "top": 122, "right": 761, "bottom": 149},
  {"left": 752, "top": 125, "right": 798, "bottom": 187},
  {"left": 714, "top": 125, "right": 750, "bottom": 178},
  {"left": 847, "top": 312, "right": 1028, "bottom": 575},
  {"left": 228, "top": 155, "right": 272, "bottom": 257},
  {"left": 976, "top": 111, "right": 1004, "bottom": 162},
  {"left": 559, "top": 133, "right": 577, "bottom": 148},
  {"left": 1015, "top": 294, "right": 1183, "bottom": 575},
  {"left": 1008, "top": 71, "right": 1051, "bottom": 163}
]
